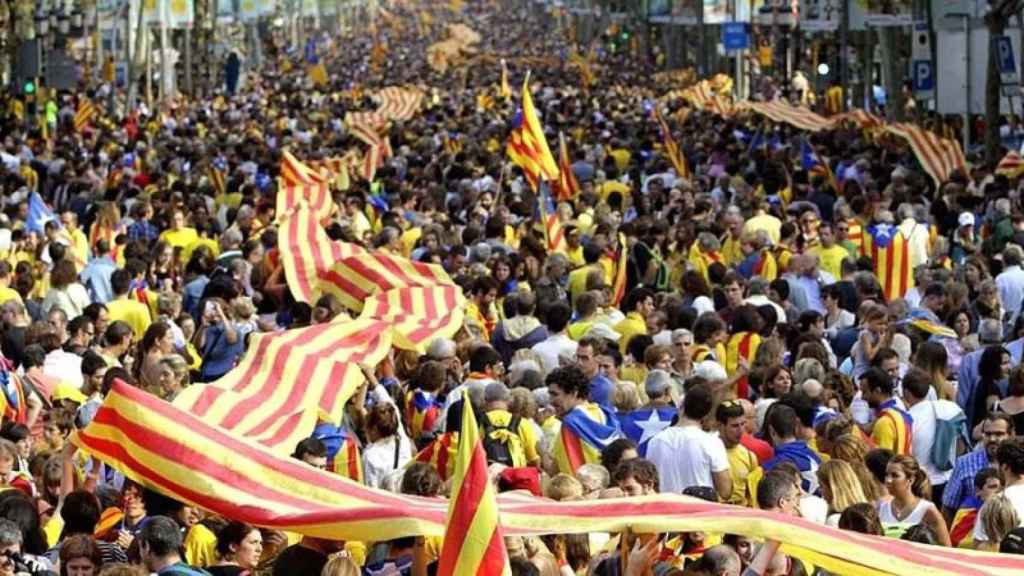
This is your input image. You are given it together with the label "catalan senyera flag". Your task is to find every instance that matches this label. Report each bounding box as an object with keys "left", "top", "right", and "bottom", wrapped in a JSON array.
[
  {"left": 499, "top": 59, "right": 512, "bottom": 101},
  {"left": 725, "top": 331, "right": 761, "bottom": 399},
  {"left": 281, "top": 150, "right": 327, "bottom": 186},
  {"left": 553, "top": 402, "right": 619, "bottom": 475},
  {"left": 872, "top": 400, "right": 914, "bottom": 456},
  {"left": 538, "top": 184, "right": 566, "bottom": 254},
  {"left": 949, "top": 496, "right": 981, "bottom": 547},
  {"left": 75, "top": 382, "right": 1024, "bottom": 576},
  {"left": 846, "top": 219, "right": 865, "bottom": 256},
  {"left": 864, "top": 224, "right": 914, "bottom": 302},
  {"left": 172, "top": 317, "right": 392, "bottom": 454},
  {"left": 278, "top": 202, "right": 367, "bottom": 304},
  {"left": 329, "top": 252, "right": 455, "bottom": 314},
  {"left": 375, "top": 86, "right": 424, "bottom": 122},
  {"left": 554, "top": 132, "right": 579, "bottom": 201},
  {"left": 506, "top": 76, "right": 560, "bottom": 191},
  {"left": 357, "top": 285, "right": 466, "bottom": 353},
  {"left": 884, "top": 123, "right": 968, "bottom": 186},
  {"left": 437, "top": 391, "right": 511, "bottom": 576},
  {"left": 74, "top": 99, "right": 97, "bottom": 133},
  {"left": 739, "top": 100, "right": 835, "bottom": 132},
  {"left": 997, "top": 150, "right": 1024, "bottom": 179},
  {"left": 654, "top": 107, "right": 690, "bottom": 181},
  {"left": 611, "top": 233, "right": 628, "bottom": 307}
]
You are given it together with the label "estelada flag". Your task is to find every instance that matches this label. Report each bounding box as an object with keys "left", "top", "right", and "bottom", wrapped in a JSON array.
[
  {"left": 864, "top": 224, "right": 914, "bottom": 301},
  {"left": 553, "top": 402, "right": 619, "bottom": 475}
]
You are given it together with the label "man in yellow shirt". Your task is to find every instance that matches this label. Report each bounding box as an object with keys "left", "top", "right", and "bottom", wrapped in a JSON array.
[
  {"left": 613, "top": 287, "right": 655, "bottom": 354},
  {"left": 721, "top": 209, "right": 744, "bottom": 266},
  {"left": 58, "top": 212, "right": 91, "bottom": 272},
  {"left": 743, "top": 200, "right": 782, "bottom": 245},
  {"left": 106, "top": 269, "right": 152, "bottom": 341},
  {"left": 809, "top": 222, "right": 849, "bottom": 280},
  {"left": 717, "top": 400, "right": 759, "bottom": 507},
  {"left": 567, "top": 243, "right": 603, "bottom": 305},
  {"left": 0, "top": 262, "right": 22, "bottom": 305},
  {"left": 159, "top": 208, "right": 199, "bottom": 251}
]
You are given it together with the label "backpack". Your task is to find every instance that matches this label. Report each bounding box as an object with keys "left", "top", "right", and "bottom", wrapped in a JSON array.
[
  {"left": 482, "top": 414, "right": 522, "bottom": 467},
  {"left": 930, "top": 400, "right": 970, "bottom": 473}
]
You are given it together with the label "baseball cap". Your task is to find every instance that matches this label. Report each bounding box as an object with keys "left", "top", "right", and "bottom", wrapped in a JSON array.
[{"left": 958, "top": 212, "right": 975, "bottom": 227}]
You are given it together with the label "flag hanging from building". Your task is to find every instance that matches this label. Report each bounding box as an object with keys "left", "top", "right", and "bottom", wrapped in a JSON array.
[
  {"left": 506, "top": 75, "right": 559, "bottom": 191},
  {"left": 437, "top": 391, "right": 512, "bottom": 576}
]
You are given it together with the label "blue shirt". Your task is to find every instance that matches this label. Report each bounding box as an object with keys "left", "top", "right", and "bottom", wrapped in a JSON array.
[
  {"left": 79, "top": 255, "right": 117, "bottom": 303},
  {"left": 589, "top": 373, "right": 615, "bottom": 408},
  {"left": 127, "top": 219, "right": 159, "bottom": 242},
  {"left": 183, "top": 275, "right": 210, "bottom": 319},
  {"left": 942, "top": 448, "right": 990, "bottom": 511},
  {"left": 199, "top": 322, "right": 253, "bottom": 381}
]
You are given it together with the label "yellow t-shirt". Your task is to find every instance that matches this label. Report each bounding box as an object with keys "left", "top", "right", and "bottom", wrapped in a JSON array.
[
  {"left": 613, "top": 311, "right": 647, "bottom": 354},
  {"left": 566, "top": 244, "right": 584, "bottom": 268},
  {"left": 107, "top": 297, "right": 152, "bottom": 341},
  {"left": 609, "top": 149, "right": 631, "bottom": 172},
  {"left": 184, "top": 523, "right": 218, "bottom": 567},
  {"left": 0, "top": 286, "right": 22, "bottom": 305},
  {"left": 721, "top": 234, "right": 743, "bottom": 266},
  {"left": 482, "top": 409, "right": 540, "bottom": 466},
  {"left": 568, "top": 320, "right": 595, "bottom": 341},
  {"left": 181, "top": 237, "right": 220, "bottom": 268},
  {"left": 726, "top": 444, "right": 758, "bottom": 507},
  {"left": 160, "top": 227, "right": 200, "bottom": 251},
  {"left": 400, "top": 227, "right": 422, "bottom": 258},
  {"left": 567, "top": 264, "right": 601, "bottom": 305},
  {"left": 597, "top": 180, "right": 631, "bottom": 203},
  {"left": 810, "top": 244, "right": 849, "bottom": 280}
]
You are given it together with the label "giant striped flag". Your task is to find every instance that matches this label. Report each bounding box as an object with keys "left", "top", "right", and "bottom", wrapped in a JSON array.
[
  {"left": 740, "top": 100, "right": 835, "bottom": 132},
  {"left": 278, "top": 202, "right": 367, "bottom": 305},
  {"left": 506, "top": 75, "right": 560, "bottom": 191},
  {"left": 172, "top": 318, "right": 392, "bottom": 454},
  {"left": 357, "top": 285, "right": 466, "bottom": 353},
  {"left": 75, "top": 381, "right": 1024, "bottom": 576},
  {"left": 884, "top": 123, "right": 968, "bottom": 186},
  {"left": 553, "top": 132, "right": 579, "bottom": 201},
  {"left": 376, "top": 86, "right": 424, "bottom": 122},
  {"left": 864, "top": 224, "right": 914, "bottom": 302},
  {"left": 437, "top": 392, "right": 511, "bottom": 576},
  {"left": 278, "top": 152, "right": 333, "bottom": 221}
]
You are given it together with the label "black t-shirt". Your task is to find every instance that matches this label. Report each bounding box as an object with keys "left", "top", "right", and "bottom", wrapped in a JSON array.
[
  {"left": 272, "top": 544, "right": 328, "bottom": 576},
  {"left": 1, "top": 325, "right": 26, "bottom": 369}
]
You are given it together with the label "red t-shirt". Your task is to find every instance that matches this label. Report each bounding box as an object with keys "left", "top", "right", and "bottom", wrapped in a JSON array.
[{"left": 741, "top": 433, "right": 774, "bottom": 464}]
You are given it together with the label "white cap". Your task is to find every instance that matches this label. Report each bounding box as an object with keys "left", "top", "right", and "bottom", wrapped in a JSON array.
[
  {"left": 959, "top": 212, "right": 975, "bottom": 227},
  {"left": 693, "top": 360, "right": 727, "bottom": 381}
]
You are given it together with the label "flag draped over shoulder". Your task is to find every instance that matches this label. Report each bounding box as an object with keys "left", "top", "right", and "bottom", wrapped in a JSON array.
[
  {"left": 864, "top": 224, "right": 914, "bottom": 302},
  {"left": 554, "top": 403, "right": 619, "bottom": 474},
  {"left": 26, "top": 192, "right": 56, "bottom": 234},
  {"left": 208, "top": 157, "right": 227, "bottom": 197},
  {"left": 437, "top": 393, "right": 511, "bottom": 576},
  {"left": 74, "top": 99, "right": 97, "bottom": 132},
  {"left": 506, "top": 76, "right": 560, "bottom": 191},
  {"left": 75, "top": 382, "right": 1024, "bottom": 576}
]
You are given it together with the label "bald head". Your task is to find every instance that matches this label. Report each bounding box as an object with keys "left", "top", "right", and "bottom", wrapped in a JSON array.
[{"left": 699, "top": 545, "right": 741, "bottom": 576}]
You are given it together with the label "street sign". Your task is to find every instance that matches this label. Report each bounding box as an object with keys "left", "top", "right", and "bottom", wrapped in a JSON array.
[
  {"left": 997, "top": 35, "right": 1018, "bottom": 86},
  {"left": 722, "top": 23, "right": 749, "bottom": 52},
  {"left": 912, "top": 60, "right": 934, "bottom": 98}
]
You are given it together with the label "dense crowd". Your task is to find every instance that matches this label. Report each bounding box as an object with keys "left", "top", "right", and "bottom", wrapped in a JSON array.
[{"left": 2, "top": 1, "right": 1024, "bottom": 575}]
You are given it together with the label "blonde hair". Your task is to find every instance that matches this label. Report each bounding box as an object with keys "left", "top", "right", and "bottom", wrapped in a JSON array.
[
  {"left": 980, "top": 495, "right": 1020, "bottom": 545},
  {"left": 320, "top": 555, "right": 360, "bottom": 576},
  {"left": 612, "top": 381, "right": 641, "bottom": 413},
  {"left": 830, "top": 433, "right": 884, "bottom": 502},
  {"left": 575, "top": 464, "right": 610, "bottom": 494},
  {"left": 817, "top": 460, "right": 868, "bottom": 513},
  {"left": 545, "top": 473, "right": 584, "bottom": 501}
]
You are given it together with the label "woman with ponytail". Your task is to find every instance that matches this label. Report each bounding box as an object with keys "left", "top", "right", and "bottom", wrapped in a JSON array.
[{"left": 878, "top": 455, "right": 951, "bottom": 546}]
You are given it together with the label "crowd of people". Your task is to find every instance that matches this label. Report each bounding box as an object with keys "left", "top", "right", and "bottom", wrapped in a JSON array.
[{"left": 2, "top": 0, "right": 1024, "bottom": 575}]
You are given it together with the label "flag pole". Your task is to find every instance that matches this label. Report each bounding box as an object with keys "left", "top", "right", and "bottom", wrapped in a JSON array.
[
  {"left": 619, "top": 525, "right": 632, "bottom": 576},
  {"left": 413, "top": 536, "right": 427, "bottom": 576}
]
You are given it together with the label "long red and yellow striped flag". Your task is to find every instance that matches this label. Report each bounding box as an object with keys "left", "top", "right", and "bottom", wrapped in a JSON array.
[
  {"left": 554, "top": 132, "right": 579, "bottom": 201},
  {"left": 358, "top": 285, "right": 467, "bottom": 354},
  {"left": 75, "top": 382, "right": 1024, "bottom": 576},
  {"left": 739, "top": 100, "right": 836, "bottom": 132},
  {"left": 278, "top": 152, "right": 333, "bottom": 220},
  {"left": 506, "top": 75, "right": 560, "bottom": 191},
  {"left": 437, "top": 391, "right": 511, "bottom": 576},
  {"left": 884, "top": 123, "right": 968, "bottom": 186},
  {"left": 654, "top": 107, "right": 690, "bottom": 181},
  {"left": 278, "top": 202, "right": 367, "bottom": 305},
  {"left": 172, "top": 317, "right": 392, "bottom": 453},
  {"left": 74, "top": 99, "right": 97, "bottom": 132}
]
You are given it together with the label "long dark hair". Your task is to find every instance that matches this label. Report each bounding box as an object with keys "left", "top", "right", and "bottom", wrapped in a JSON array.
[{"left": 975, "top": 346, "right": 1009, "bottom": 428}]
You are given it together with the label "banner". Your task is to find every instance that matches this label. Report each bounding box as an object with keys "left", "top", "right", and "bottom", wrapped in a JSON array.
[
  {"left": 850, "top": 0, "right": 913, "bottom": 28},
  {"left": 143, "top": 0, "right": 194, "bottom": 27},
  {"left": 800, "top": 0, "right": 840, "bottom": 31},
  {"left": 648, "top": 0, "right": 728, "bottom": 24}
]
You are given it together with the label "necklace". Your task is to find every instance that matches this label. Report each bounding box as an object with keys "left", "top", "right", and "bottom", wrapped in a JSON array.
[{"left": 891, "top": 497, "right": 918, "bottom": 522}]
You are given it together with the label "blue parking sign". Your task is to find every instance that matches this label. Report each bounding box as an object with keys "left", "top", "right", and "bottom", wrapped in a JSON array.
[
  {"left": 912, "top": 60, "right": 933, "bottom": 97},
  {"left": 997, "top": 35, "right": 1018, "bottom": 85}
]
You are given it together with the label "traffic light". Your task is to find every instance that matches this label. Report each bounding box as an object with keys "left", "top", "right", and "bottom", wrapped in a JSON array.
[
  {"left": 22, "top": 80, "right": 35, "bottom": 95},
  {"left": 23, "top": 80, "right": 37, "bottom": 119}
]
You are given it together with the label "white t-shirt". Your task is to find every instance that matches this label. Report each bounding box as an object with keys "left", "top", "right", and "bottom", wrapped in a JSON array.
[
  {"left": 647, "top": 425, "right": 729, "bottom": 494},
  {"left": 908, "top": 400, "right": 960, "bottom": 485},
  {"left": 531, "top": 334, "right": 579, "bottom": 375},
  {"left": 1006, "top": 484, "right": 1024, "bottom": 527}
]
